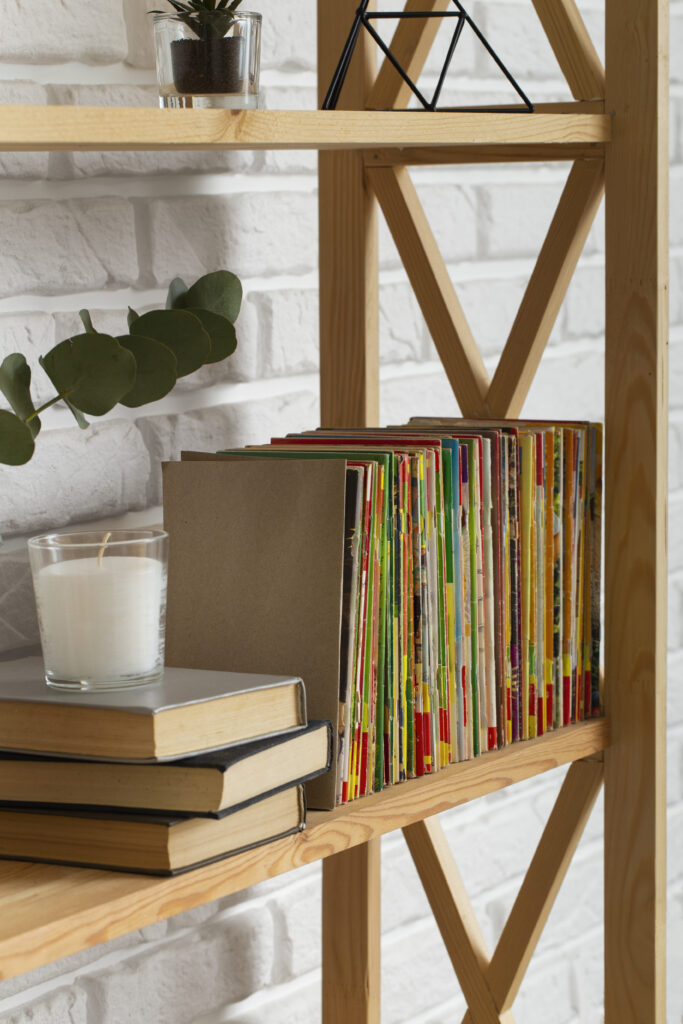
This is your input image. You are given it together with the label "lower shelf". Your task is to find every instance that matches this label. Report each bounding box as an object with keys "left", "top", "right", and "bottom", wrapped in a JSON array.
[{"left": 0, "top": 718, "right": 608, "bottom": 981}]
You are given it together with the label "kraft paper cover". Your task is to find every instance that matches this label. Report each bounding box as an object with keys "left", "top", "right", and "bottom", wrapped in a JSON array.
[{"left": 163, "top": 457, "right": 347, "bottom": 809}]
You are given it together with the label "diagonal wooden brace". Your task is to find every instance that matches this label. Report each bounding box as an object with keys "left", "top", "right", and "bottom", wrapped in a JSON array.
[
  {"left": 405, "top": 760, "right": 603, "bottom": 1023},
  {"left": 461, "top": 759, "right": 604, "bottom": 1021},
  {"left": 368, "top": 164, "right": 490, "bottom": 418},
  {"left": 486, "top": 158, "right": 605, "bottom": 418},
  {"left": 403, "top": 816, "right": 514, "bottom": 1024},
  {"left": 530, "top": 0, "right": 605, "bottom": 101}
]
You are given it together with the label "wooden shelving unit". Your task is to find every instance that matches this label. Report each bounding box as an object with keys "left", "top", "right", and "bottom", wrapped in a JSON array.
[{"left": 0, "top": 0, "right": 667, "bottom": 1019}]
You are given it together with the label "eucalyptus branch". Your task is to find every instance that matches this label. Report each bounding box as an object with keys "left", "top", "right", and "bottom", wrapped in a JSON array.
[{"left": 0, "top": 270, "right": 242, "bottom": 467}]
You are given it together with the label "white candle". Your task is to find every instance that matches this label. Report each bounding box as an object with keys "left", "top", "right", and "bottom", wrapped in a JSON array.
[{"left": 34, "top": 556, "right": 165, "bottom": 683}]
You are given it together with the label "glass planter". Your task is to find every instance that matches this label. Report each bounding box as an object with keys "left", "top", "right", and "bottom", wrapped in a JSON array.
[{"left": 153, "top": 12, "right": 262, "bottom": 110}]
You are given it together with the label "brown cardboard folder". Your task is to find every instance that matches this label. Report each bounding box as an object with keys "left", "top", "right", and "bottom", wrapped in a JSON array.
[{"left": 163, "top": 456, "right": 347, "bottom": 809}]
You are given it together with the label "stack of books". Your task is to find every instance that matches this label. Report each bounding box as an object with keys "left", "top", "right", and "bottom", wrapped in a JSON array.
[
  {"left": 163, "top": 417, "right": 602, "bottom": 808},
  {"left": 0, "top": 657, "right": 332, "bottom": 875}
]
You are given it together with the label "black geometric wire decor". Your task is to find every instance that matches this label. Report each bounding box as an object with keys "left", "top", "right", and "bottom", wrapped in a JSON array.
[{"left": 322, "top": 0, "right": 534, "bottom": 113}]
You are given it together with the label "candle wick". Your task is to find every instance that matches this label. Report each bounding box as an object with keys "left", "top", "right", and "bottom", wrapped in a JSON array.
[{"left": 97, "top": 532, "right": 112, "bottom": 569}]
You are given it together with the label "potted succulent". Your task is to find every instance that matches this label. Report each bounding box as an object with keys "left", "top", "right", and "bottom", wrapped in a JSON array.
[
  {"left": 0, "top": 270, "right": 242, "bottom": 467},
  {"left": 151, "top": 0, "right": 262, "bottom": 109}
]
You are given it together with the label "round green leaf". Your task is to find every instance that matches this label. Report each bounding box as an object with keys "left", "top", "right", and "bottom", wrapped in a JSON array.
[
  {"left": 167, "top": 277, "right": 189, "bottom": 310},
  {"left": 130, "top": 310, "right": 211, "bottom": 378},
  {"left": 118, "top": 334, "right": 179, "bottom": 408},
  {"left": 40, "top": 334, "right": 137, "bottom": 417},
  {"left": 186, "top": 309, "right": 237, "bottom": 364},
  {"left": 0, "top": 410, "right": 35, "bottom": 466},
  {"left": 0, "top": 354, "right": 41, "bottom": 439},
  {"left": 179, "top": 271, "right": 242, "bottom": 323}
]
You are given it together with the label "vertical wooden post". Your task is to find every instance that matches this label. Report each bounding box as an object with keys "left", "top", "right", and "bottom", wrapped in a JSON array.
[
  {"left": 322, "top": 840, "right": 381, "bottom": 1024},
  {"left": 604, "top": 0, "right": 668, "bottom": 1016},
  {"left": 319, "top": 5, "right": 381, "bottom": 1020},
  {"left": 318, "top": 0, "right": 379, "bottom": 427}
]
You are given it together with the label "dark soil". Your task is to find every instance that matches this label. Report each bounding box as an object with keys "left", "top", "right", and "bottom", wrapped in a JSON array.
[{"left": 171, "top": 37, "right": 246, "bottom": 94}]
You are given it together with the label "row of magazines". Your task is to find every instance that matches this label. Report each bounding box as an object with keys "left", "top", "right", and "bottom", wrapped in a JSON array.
[{"left": 217, "top": 418, "right": 603, "bottom": 807}]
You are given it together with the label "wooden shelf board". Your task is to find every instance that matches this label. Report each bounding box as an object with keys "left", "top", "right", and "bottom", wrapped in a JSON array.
[
  {"left": 0, "top": 107, "right": 611, "bottom": 152},
  {"left": 0, "top": 719, "right": 608, "bottom": 981}
]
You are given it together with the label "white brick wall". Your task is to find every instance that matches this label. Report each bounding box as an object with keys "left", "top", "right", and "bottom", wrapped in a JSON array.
[{"left": 0, "top": 1, "right": 680, "bottom": 1021}]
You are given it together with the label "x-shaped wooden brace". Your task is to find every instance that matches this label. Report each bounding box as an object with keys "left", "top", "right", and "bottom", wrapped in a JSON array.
[
  {"left": 364, "top": 0, "right": 606, "bottom": 420},
  {"left": 403, "top": 759, "right": 604, "bottom": 1023}
]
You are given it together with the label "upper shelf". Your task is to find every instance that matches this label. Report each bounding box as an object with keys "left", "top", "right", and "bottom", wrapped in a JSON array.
[
  {"left": 0, "top": 107, "right": 611, "bottom": 152},
  {"left": 0, "top": 718, "right": 608, "bottom": 982}
]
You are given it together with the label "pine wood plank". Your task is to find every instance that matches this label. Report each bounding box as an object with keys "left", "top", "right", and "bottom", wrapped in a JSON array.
[
  {"left": 322, "top": 841, "right": 381, "bottom": 1024},
  {"left": 367, "top": 141, "right": 604, "bottom": 166},
  {"left": 603, "top": 0, "right": 668, "bottom": 1014},
  {"left": 486, "top": 158, "right": 605, "bottom": 418},
  {"left": 530, "top": 0, "right": 605, "bottom": 101},
  {"left": 462, "top": 759, "right": 604, "bottom": 1022},
  {"left": 403, "top": 817, "right": 508, "bottom": 1024},
  {"left": 0, "top": 108, "right": 611, "bottom": 152},
  {"left": 368, "top": 163, "right": 490, "bottom": 417},
  {"left": 0, "top": 721, "right": 607, "bottom": 981},
  {"left": 318, "top": 0, "right": 379, "bottom": 428},
  {"left": 366, "top": 0, "right": 452, "bottom": 111}
]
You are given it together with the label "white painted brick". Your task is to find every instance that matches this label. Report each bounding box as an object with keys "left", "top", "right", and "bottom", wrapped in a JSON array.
[
  {"left": 668, "top": 729, "right": 683, "bottom": 807},
  {"left": 84, "top": 908, "right": 274, "bottom": 1024},
  {"left": 381, "top": 835, "right": 432, "bottom": 934},
  {"left": 572, "top": 937, "right": 606, "bottom": 1024},
  {"left": 260, "top": 0, "right": 317, "bottom": 72},
  {"left": 671, "top": 172, "right": 683, "bottom": 247},
  {"left": 0, "top": 314, "right": 55, "bottom": 405},
  {"left": 224, "top": 979, "right": 321, "bottom": 1024},
  {"left": 383, "top": 920, "right": 465, "bottom": 1023},
  {"left": 479, "top": 4, "right": 564, "bottom": 81},
  {"left": 0, "top": 0, "right": 127, "bottom": 63},
  {"left": 380, "top": 371, "right": 461, "bottom": 425},
  {"left": 669, "top": 811, "right": 683, "bottom": 886},
  {"left": 0, "top": 986, "right": 88, "bottom": 1024},
  {"left": 380, "top": 282, "right": 429, "bottom": 363},
  {"left": 149, "top": 192, "right": 318, "bottom": 284},
  {"left": 672, "top": 13, "right": 683, "bottom": 84},
  {"left": 671, "top": 253, "right": 683, "bottom": 328},
  {"left": 272, "top": 878, "right": 321, "bottom": 979},
  {"left": 440, "top": 798, "right": 545, "bottom": 902},
  {"left": 138, "top": 388, "right": 319, "bottom": 504},
  {"left": 669, "top": 577, "right": 683, "bottom": 653},
  {"left": 671, "top": 337, "right": 683, "bottom": 413},
  {"left": 0, "top": 199, "right": 138, "bottom": 298},
  {"left": 50, "top": 85, "right": 255, "bottom": 177},
  {"left": 52, "top": 308, "right": 129, "bottom": 343},
  {"left": 254, "top": 287, "right": 319, "bottom": 378},
  {"left": 455, "top": 275, "right": 559, "bottom": 357},
  {"left": 670, "top": 495, "right": 683, "bottom": 574},
  {"left": 669, "top": 653, "right": 683, "bottom": 726},
  {"left": 123, "top": 0, "right": 157, "bottom": 68},
  {"left": 0, "top": 546, "right": 38, "bottom": 654},
  {"left": 535, "top": 849, "right": 604, "bottom": 955},
  {"left": 411, "top": 184, "right": 479, "bottom": 265},
  {"left": 481, "top": 180, "right": 567, "bottom": 260},
  {"left": 670, "top": 418, "right": 683, "bottom": 490},
  {"left": 0, "top": 421, "right": 151, "bottom": 537},
  {"left": 564, "top": 265, "right": 605, "bottom": 340},
  {"left": 513, "top": 954, "right": 577, "bottom": 1024},
  {"left": 0, "top": 82, "right": 49, "bottom": 180},
  {"left": 667, "top": 883, "right": 683, "bottom": 1021},
  {"left": 522, "top": 347, "right": 605, "bottom": 421}
]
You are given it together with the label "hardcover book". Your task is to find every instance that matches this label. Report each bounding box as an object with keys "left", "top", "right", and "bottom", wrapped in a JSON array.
[
  {"left": 0, "top": 720, "right": 331, "bottom": 817},
  {"left": 0, "top": 785, "right": 305, "bottom": 876},
  {"left": 0, "top": 656, "right": 306, "bottom": 762}
]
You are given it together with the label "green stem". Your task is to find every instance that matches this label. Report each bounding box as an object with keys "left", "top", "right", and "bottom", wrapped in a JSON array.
[{"left": 25, "top": 391, "right": 71, "bottom": 423}]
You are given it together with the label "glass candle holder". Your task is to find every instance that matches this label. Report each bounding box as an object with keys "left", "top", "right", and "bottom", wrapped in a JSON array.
[
  {"left": 153, "top": 12, "right": 262, "bottom": 110},
  {"left": 28, "top": 530, "right": 169, "bottom": 691}
]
